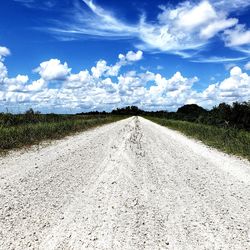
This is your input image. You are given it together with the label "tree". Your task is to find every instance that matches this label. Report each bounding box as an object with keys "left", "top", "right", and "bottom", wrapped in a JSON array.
[{"left": 177, "top": 104, "right": 207, "bottom": 121}]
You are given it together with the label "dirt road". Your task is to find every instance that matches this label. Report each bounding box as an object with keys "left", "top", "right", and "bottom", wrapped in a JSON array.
[{"left": 0, "top": 117, "right": 250, "bottom": 249}]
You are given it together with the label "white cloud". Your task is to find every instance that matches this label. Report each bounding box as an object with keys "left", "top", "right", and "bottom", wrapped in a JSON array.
[
  {"left": 156, "top": 65, "right": 164, "bottom": 70},
  {"left": 14, "top": 0, "right": 56, "bottom": 9},
  {"left": 174, "top": 1, "right": 217, "bottom": 30},
  {"left": 0, "top": 46, "right": 11, "bottom": 60},
  {"left": 91, "top": 50, "right": 143, "bottom": 78},
  {"left": 200, "top": 18, "right": 238, "bottom": 39},
  {"left": 191, "top": 56, "right": 247, "bottom": 63},
  {"left": 124, "top": 50, "right": 143, "bottom": 62},
  {"left": 212, "top": 0, "right": 250, "bottom": 12},
  {"left": 34, "top": 59, "right": 71, "bottom": 81},
  {"left": 0, "top": 45, "right": 249, "bottom": 112},
  {"left": 244, "top": 62, "right": 250, "bottom": 71},
  {"left": 219, "top": 67, "right": 250, "bottom": 98},
  {"left": 225, "top": 63, "right": 237, "bottom": 71},
  {"left": 5, "top": 74, "right": 29, "bottom": 92},
  {"left": 6, "top": 74, "right": 29, "bottom": 85},
  {"left": 65, "top": 70, "right": 92, "bottom": 89},
  {"left": 46, "top": 0, "right": 250, "bottom": 58},
  {"left": 0, "top": 62, "right": 8, "bottom": 82},
  {"left": 199, "top": 66, "right": 250, "bottom": 106},
  {"left": 26, "top": 78, "right": 46, "bottom": 92},
  {"left": 91, "top": 60, "right": 108, "bottom": 78},
  {"left": 224, "top": 25, "right": 250, "bottom": 46}
]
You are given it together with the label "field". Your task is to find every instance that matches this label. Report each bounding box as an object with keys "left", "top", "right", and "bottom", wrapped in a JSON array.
[
  {"left": 0, "top": 112, "right": 125, "bottom": 152},
  {"left": 145, "top": 116, "right": 250, "bottom": 161},
  {"left": 1, "top": 108, "right": 249, "bottom": 161}
]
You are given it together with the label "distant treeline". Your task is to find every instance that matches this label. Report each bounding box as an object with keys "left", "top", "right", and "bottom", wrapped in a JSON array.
[
  {"left": 1, "top": 101, "right": 249, "bottom": 131},
  {"left": 147, "top": 102, "right": 250, "bottom": 131},
  {"left": 0, "top": 108, "right": 110, "bottom": 127},
  {"left": 110, "top": 102, "right": 250, "bottom": 131}
]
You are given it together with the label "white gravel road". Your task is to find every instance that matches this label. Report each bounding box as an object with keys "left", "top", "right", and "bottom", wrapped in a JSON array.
[{"left": 0, "top": 116, "right": 250, "bottom": 250}]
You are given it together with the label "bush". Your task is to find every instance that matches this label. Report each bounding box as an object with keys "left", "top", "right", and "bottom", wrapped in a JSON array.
[
  {"left": 146, "top": 117, "right": 250, "bottom": 160},
  {"left": 0, "top": 116, "right": 124, "bottom": 152}
]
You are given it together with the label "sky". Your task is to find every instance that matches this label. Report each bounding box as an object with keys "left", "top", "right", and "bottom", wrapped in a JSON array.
[{"left": 0, "top": 0, "right": 250, "bottom": 113}]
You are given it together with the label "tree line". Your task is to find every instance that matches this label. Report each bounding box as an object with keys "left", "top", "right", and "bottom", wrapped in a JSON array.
[
  {"left": 111, "top": 101, "right": 250, "bottom": 131},
  {"left": 0, "top": 101, "right": 249, "bottom": 131}
]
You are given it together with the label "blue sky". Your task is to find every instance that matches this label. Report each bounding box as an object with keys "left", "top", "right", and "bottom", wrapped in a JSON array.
[{"left": 0, "top": 0, "right": 250, "bottom": 113}]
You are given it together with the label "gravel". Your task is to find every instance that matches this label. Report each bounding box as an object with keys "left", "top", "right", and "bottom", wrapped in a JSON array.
[{"left": 0, "top": 116, "right": 250, "bottom": 249}]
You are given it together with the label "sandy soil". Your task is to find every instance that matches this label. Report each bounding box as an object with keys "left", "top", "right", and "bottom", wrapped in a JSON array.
[{"left": 0, "top": 116, "right": 250, "bottom": 249}]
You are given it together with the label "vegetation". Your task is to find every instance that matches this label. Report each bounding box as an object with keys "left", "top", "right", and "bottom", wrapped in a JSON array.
[
  {"left": 0, "top": 108, "right": 108, "bottom": 127},
  {"left": 0, "top": 109, "right": 125, "bottom": 152},
  {"left": 0, "top": 101, "right": 249, "bottom": 158},
  {"left": 110, "top": 102, "right": 250, "bottom": 160},
  {"left": 111, "top": 102, "right": 250, "bottom": 131},
  {"left": 145, "top": 117, "right": 250, "bottom": 161}
]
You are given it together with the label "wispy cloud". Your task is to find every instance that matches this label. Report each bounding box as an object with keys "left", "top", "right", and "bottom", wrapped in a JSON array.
[
  {"left": 43, "top": 0, "right": 250, "bottom": 59},
  {"left": 212, "top": 0, "right": 250, "bottom": 12},
  {"left": 191, "top": 56, "right": 247, "bottom": 63},
  {"left": 223, "top": 24, "right": 250, "bottom": 47},
  {"left": 14, "top": 0, "right": 56, "bottom": 9}
]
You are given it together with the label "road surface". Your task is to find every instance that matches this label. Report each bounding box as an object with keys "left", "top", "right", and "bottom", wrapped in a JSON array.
[{"left": 0, "top": 117, "right": 250, "bottom": 249}]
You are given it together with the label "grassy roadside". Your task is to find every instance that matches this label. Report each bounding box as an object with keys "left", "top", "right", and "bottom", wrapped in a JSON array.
[
  {"left": 145, "top": 116, "right": 250, "bottom": 161},
  {"left": 0, "top": 116, "right": 125, "bottom": 153}
]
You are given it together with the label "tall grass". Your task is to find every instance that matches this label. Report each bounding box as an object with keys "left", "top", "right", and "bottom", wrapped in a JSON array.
[
  {"left": 146, "top": 117, "right": 250, "bottom": 161},
  {"left": 0, "top": 116, "right": 124, "bottom": 152}
]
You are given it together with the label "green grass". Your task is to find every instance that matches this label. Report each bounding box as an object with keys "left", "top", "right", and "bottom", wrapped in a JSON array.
[
  {"left": 145, "top": 116, "right": 250, "bottom": 161},
  {"left": 0, "top": 116, "right": 125, "bottom": 152}
]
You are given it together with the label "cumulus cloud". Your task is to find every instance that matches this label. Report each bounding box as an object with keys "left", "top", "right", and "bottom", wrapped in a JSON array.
[
  {"left": 0, "top": 45, "right": 249, "bottom": 112},
  {"left": 0, "top": 48, "right": 31, "bottom": 95},
  {"left": 65, "top": 70, "right": 92, "bottom": 89},
  {"left": 0, "top": 46, "right": 11, "bottom": 60},
  {"left": 0, "top": 62, "right": 8, "bottom": 82},
  {"left": 244, "top": 62, "right": 250, "bottom": 70},
  {"left": 26, "top": 78, "right": 46, "bottom": 92},
  {"left": 91, "top": 60, "right": 108, "bottom": 78},
  {"left": 6, "top": 75, "right": 29, "bottom": 92},
  {"left": 219, "top": 67, "right": 249, "bottom": 96},
  {"left": 199, "top": 66, "right": 250, "bottom": 106},
  {"left": 123, "top": 51, "right": 143, "bottom": 62},
  {"left": 91, "top": 50, "right": 143, "bottom": 78},
  {"left": 171, "top": 1, "right": 217, "bottom": 30},
  {"left": 34, "top": 59, "right": 71, "bottom": 81}
]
